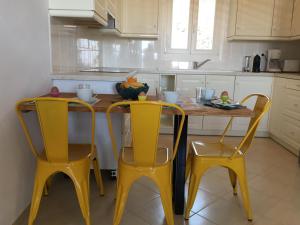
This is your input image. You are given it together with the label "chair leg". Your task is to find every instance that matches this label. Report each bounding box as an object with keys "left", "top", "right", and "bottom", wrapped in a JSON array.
[
  {"left": 43, "top": 174, "right": 54, "bottom": 196},
  {"left": 185, "top": 145, "right": 192, "bottom": 183},
  {"left": 184, "top": 168, "right": 205, "bottom": 219},
  {"left": 236, "top": 167, "right": 253, "bottom": 221},
  {"left": 228, "top": 168, "right": 238, "bottom": 195},
  {"left": 92, "top": 157, "right": 105, "bottom": 196},
  {"left": 113, "top": 182, "right": 131, "bottom": 225},
  {"left": 28, "top": 169, "right": 49, "bottom": 225},
  {"left": 70, "top": 172, "right": 91, "bottom": 225},
  {"left": 155, "top": 179, "right": 174, "bottom": 225}
]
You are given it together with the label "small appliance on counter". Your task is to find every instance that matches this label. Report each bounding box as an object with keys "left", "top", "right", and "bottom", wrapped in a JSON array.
[
  {"left": 252, "top": 54, "right": 261, "bottom": 72},
  {"left": 267, "top": 49, "right": 282, "bottom": 72},
  {"left": 243, "top": 56, "right": 252, "bottom": 72},
  {"left": 282, "top": 60, "right": 300, "bottom": 72}
]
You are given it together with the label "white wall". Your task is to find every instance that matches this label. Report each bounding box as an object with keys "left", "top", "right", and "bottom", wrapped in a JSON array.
[{"left": 0, "top": 0, "right": 51, "bottom": 224}]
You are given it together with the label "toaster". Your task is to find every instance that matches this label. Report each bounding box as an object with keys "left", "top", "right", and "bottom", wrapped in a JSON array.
[{"left": 282, "top": 60, "right": 300, "bottom": 72}]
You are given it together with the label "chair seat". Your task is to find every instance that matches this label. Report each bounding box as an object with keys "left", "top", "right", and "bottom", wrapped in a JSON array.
[
  {"left": 191, "top": 141, "right": 243, "bottom": 158},
  {"left": 41, "top": 144, "right": 93, "bottom": 161},
  {"left": 121, "top": 146, "right": 172, "bottom": 166}
]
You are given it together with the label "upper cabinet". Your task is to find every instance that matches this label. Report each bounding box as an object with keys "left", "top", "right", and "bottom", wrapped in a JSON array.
[
  {"left": 49, "top": 0, "right": 159, "bottom": 38},
  {"left": 228, "top": 0, "right": 300, "bottom": 40},
  {"left": 49, "top": 0, "right": 108, "bottom": 26},
  {"left": 292, "top": 0, "right": 300, "bottom": 37},
  {"left": 272, "top": 0, "right": 294, "bottom": 37},
  {"left": 107, "top": 0, "right": 117, "bottom": 18},
  {"left": 235, "top": 0, "right": 274, "bottom": 37},
  {"left": 120, "top": 0, "right": 159, "bottom": 38}
]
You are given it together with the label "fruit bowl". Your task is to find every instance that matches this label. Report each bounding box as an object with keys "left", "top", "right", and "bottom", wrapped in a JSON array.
[{"left": 116, "top": 83, "right": 149, "bottom": 100}]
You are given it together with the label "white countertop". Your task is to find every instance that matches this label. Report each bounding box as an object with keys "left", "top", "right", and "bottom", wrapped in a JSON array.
[
  {"left": 51, "top": 68, "right": 279, "bottom": 81},
  {"left": 51, "top": 65, "right": 300, "bottom": 81},
  {"left": 51, "top": 72, "right": 131, "bottom": 82}
]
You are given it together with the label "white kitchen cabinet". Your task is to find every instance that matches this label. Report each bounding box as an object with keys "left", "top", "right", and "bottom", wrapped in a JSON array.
[
  {"left": 107, "top": 0, "right": 117, "bottom": 18},
  {"left": 235, "top": 0, "right": 274, "bottom": 37},
  {"left": 292, "top": 0, "right": 300, "bottom": 37},
  {"left": 121, "top": 0, "right": 159, "bottom": 38},
  {"left": 272, "top": 0, "right": 294, "bottom": 37},
  {"left": 269, "top": 78, "right": 285, "bottom": 137},
  {"left": 270, "top": 76, "right": 300, "bottom": 155},
  {"left": 232, "top": 76, "right": 273, "bottom": 136},
  {"left": 176, "top": 75, "right": 205, "bottom": 133},
  {"left": 176, "top": 75, "right": 205, "bottom": 97},
  {"left": 137, "top": 74, "right": 160, "bottom": 96},
  {"left": 227, "top": 0, "right": 299, "bottom": 40},
  {"left": 203, "top": 76, "right": 235, "bottom": 133},
  {"left": 49, "top": 0, "right": 108, "bottom": 26}
]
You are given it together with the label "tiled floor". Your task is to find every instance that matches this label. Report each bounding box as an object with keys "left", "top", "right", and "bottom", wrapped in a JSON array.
[{"left": 14, "top": 136, "right": 300, "bottom": 225}]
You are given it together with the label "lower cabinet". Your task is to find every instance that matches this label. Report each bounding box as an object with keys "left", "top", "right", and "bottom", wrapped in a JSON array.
[
  {"left": 232, "top": 76, "right": 273, "bottom": 136},
  {"left": 270, "top": 76, "right": 300, "bottom": 155}
]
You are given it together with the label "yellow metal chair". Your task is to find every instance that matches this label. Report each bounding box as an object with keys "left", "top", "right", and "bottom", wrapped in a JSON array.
[
  {"left": 16, "top": 97, "right": 105, "bottom": 225},
  {"left": 185, "top": 94, "right": 271, "bottom": 221},
  {"left": 106, "top": 101, "right": 185, "bottom": 225}
]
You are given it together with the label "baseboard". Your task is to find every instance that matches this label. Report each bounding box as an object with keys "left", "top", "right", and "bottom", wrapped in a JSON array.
[{"left": 270, "top": 134, "right": 299, "bottom": 156}]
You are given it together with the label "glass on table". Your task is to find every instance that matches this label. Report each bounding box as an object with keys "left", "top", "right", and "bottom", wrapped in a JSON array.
[{"left": 196, "top": 87, "right": 204, "bottom": 103}]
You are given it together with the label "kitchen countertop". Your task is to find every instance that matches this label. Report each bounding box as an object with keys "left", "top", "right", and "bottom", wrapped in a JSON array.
[
  {"left": 51, "top": 68, "right": 278, "bottom": 81},
  {"left": 51, "top": 65, "right": 300, "bottom": 81}
]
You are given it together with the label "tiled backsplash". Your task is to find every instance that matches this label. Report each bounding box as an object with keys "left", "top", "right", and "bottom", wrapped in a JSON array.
[{"left": 51, "top": 18, "right": 300, "bottom": 73}]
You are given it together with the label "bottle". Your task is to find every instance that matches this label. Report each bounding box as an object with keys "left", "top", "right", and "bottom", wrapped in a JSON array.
[
  {"left": 260, "top": 53, "right": 267, "bottom": 72},
  {"left": 252, "top": 54, "right": 261, "bottom": 72}
]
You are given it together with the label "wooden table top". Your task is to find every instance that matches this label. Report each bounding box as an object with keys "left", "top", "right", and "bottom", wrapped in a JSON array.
[{"left": 17, "top": 93, "right": 254, "bottom": 117}]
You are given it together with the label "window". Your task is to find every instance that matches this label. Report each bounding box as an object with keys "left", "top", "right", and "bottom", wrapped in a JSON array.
[
  {"left": 165, "top": 0, "right": 218, "bottom": 55},
  {"left": 195, "top": 0, "right": 216, "bottom": 50},
  {"left": 170, "top": 0, "right": 191, "bottom": 49}
]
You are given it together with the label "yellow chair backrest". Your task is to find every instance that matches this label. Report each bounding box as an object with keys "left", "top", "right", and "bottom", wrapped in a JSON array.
[
  {"left": 16, "top": 97, "right": 95, "bottom": 162},
  {"left": 106, "top": 101, "right": 185, "bottom": 166},
  {"left": 220, "top": 94, "right": 271, "bottom": 157}
]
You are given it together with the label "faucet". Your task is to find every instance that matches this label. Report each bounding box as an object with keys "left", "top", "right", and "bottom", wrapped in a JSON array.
[{"left": 193, "top": 59, "right": 211, "bottom": 69}]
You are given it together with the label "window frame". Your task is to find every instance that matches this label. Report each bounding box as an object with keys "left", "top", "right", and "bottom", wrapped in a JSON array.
[
  {"left": 165, "top": 0, "right": 194, "bottom": 54},
  {"left": 162, "top": 0, "right": 223, "bottom": 59}
]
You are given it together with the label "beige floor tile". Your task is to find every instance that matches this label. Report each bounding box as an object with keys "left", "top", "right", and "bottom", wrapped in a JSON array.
[
  {"left": 185, "top": 186, "right": 219, "bottom": 215},
  {"left": 252, "top": 216, "right": 285, "bottom": 225},
  {"left": 223, "top": 186, "right": 280, "bottom": 219},
  {"left": 124, "top": 181, "right": 160, "bottom": 210},
  {"left": 174, "top": 214, "right": 217, "bottom": 225},
  {"left": 198, "top": 197, "right": 254, "bottom": 225},
  {"left": 248, "top": 175, "right": 289, "bottom": 200},
  {"left": 263, "top": 199, "right": 300, "bottom": 225},
  {"left": 136, "top": 176, "right": 160, "bottom": 194},
  {"left": 129, "top": 197, "right": 168, "bottom": 225},
  {"left": 198, "top": 171, "right": 233, "bottom": 197}
]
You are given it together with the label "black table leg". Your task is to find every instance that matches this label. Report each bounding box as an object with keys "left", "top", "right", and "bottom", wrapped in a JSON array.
[{"left": 172, "top": 115, "right": 188, "bottom": 215}]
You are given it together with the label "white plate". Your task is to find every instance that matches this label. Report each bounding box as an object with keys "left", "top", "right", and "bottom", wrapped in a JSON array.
[{"left": 211, "top": 99, "right": 240, "bottom": 106}]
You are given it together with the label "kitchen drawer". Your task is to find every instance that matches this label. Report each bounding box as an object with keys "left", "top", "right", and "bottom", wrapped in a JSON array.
[
  {"left": 280, "top": 116, "right": 300, "bottom": 151},
  {"left": 286, "top": 79, "right": 300, "bottom": 91},
  {"left": 282, "top": 89, "right": 300, "bottom": 120}
]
